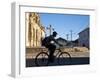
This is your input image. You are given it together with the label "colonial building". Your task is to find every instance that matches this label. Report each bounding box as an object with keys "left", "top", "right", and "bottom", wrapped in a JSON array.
[
  {"left": 25, "top": 12, "right": 45, "bottom": 47},
  {"left": 78, "top": 27, "right": 89, "bottom": 49}
]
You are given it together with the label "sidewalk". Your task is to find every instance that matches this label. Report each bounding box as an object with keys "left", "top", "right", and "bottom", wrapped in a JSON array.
[{"left": 26, "top": 47, "right": 89, "bottom": 59}]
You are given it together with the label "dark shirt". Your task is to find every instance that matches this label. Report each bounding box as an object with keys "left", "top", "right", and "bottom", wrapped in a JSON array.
[
  {"left": 47, "top": 35, "right": 55, "bottom": 43},
  {"left": 42, "top": 35, "right": 59, "bottom": 47}
]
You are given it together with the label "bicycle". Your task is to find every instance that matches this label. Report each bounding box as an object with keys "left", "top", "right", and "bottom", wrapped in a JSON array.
[{"left": 35, "top": 47, "right": 71, "bottom": 66}]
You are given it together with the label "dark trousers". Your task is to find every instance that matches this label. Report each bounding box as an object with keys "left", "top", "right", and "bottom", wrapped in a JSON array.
[{"left": 46, "top": 44, "right": 56, "bottom": 60}]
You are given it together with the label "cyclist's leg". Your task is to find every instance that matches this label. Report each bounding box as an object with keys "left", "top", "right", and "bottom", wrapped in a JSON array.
[{"left": 48, "top": 44, "right": 56, "bottom": 62}]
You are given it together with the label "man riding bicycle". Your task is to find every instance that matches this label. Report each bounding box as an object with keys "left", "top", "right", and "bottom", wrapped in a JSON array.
[{"left": 42, "top": 31, "right": 62, "bottom": 62}]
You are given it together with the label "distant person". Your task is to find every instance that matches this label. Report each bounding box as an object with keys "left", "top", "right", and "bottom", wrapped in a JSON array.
[{"left": 42, "top": 31, "right": 62, "bottom": 62}]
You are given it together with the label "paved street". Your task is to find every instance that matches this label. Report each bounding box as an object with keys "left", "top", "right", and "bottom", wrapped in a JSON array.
[
  {"left": 26, "top": 51, "right": 89, "bottom": 67},
  {"left": 26, "top": 57, "right": 89, "bottom": 67}
]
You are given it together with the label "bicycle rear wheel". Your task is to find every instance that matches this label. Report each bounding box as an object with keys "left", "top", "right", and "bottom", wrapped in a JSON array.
[
  {"left": 58, "top": 52, "right": 71, "bottom": 65},
  {"left": 35, "top": 52, "right": 49, "bottom": 66}
]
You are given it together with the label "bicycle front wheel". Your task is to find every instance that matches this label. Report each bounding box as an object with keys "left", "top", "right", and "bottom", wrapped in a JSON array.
[
  {"left": 35, "top": 52, "right": 49, "bottom": 66},
  {"left": 58, "top": 52, "right": 71, "bottom": 65}
]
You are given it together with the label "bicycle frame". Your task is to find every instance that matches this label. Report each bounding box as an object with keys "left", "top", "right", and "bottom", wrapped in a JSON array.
[{"left": 44, "top": 48, "right": 62, "bottom": 57}]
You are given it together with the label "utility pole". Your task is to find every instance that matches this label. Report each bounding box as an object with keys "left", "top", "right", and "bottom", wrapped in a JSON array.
[
  {"left": 66, "top": 34, "right": 69, "bottom": 41},
  {"left": 70, "top": 30, "right": 72, "bottom": 41},
  {"left": 70, "top": 30, "right": 73, "bottom": 47},
  {"left": 46, "top": 25, "right": 54, "bottom": 36}
]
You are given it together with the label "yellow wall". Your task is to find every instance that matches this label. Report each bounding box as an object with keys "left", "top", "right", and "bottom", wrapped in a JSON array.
[{"left": 26, "top": 12, "right": 45, "bottom": 47}]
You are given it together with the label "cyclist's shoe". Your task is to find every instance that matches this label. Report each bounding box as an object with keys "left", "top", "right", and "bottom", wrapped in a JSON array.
[
  {"left": 52, "top": 55, "right": 55, "bottom": 61},
  {"left": 49, "top": 56, "right": 55, "bottom": 63}
]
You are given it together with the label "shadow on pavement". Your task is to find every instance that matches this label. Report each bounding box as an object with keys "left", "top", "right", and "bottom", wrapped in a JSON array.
[{"left": 26, "top": 57, "right": 89, "bottom": 67}]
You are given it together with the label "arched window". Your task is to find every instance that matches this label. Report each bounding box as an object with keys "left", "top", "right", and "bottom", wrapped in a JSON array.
[
  {"left": 32, "top": 28, "right": 35, "bottom": 46},
  {"left": 36, "top": 29, "right": 38, "bottom": 46}
]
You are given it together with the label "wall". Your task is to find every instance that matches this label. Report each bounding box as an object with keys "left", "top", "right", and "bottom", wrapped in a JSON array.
[
  {"left": 79, "top": 28, "right": 89, "bottom": 48},
  {"left": 26, "top": 12, "right": 45, "bottom": 47}
]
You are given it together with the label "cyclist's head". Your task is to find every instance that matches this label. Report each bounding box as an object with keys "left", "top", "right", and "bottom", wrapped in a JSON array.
[{"left": 52, "top": 31, "right": 57, "bottom": 37}]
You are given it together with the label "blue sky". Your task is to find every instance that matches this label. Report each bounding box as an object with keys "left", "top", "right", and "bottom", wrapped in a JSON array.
[{"left": 39, "top": 13, "right": 89, "bottom": 41}]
